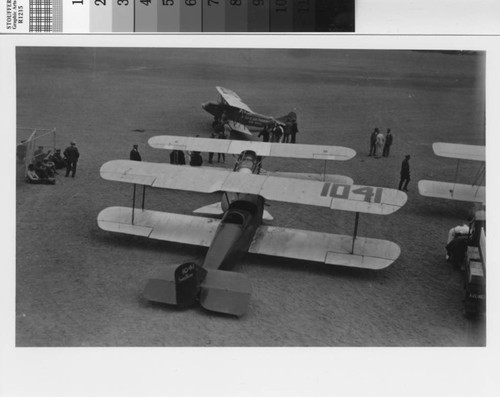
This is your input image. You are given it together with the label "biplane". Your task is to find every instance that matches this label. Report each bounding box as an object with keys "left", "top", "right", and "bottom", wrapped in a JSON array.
[
  {"left": 202, "top": 86, "right": 296, "bottom": 139},
  {"left": 98, "top": 136, "right": 407, "bottom": 316},
  {"left": 418, "top": 142, "right": 485, "bottom": 203}
]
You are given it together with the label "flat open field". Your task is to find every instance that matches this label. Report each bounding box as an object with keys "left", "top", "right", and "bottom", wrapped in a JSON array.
[{"left": 16, "top": 47, "right": 486, "bottom": 347}]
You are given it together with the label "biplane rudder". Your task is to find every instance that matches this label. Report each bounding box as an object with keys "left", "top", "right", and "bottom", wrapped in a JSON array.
[{"left": 143, "top": 262, "right": 207, "bottom": 309}]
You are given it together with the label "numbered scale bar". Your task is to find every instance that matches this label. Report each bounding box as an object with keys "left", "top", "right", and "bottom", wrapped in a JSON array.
[{"left": 3, "top": 0, "right": 354, "bottom": 33}]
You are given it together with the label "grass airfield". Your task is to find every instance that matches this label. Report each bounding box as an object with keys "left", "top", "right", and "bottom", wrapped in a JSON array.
[{"left": 15, "top": 47, "right": 485, "bottom": 347}]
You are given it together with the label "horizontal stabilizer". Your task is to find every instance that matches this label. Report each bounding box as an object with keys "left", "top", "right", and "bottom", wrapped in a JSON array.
[
  {"left": 249, "top": 226, "right": 401, "bottom": 270},
  {"left": 100, "top": 161, "right": 406, "bottom": 215},
  {"left": 148, "top": 135, "right": 356, "bottom": 161},
  {"left": 193, "top": 202, "right": 274, "bottom": 221},
  {"left": 418, "top": 180, "right": 485, "bottom": 203},
  {"left": 432, "top": 143, "right": 485, "bottom": 162},
  {"left": 200, "top": 269, "right": 252, "bottom": 317},
  {"left": 98, "top": 206, "right": 219, "bottom": 246}
]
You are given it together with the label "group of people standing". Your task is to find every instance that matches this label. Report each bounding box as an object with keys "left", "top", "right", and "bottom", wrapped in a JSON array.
[
  {"left": 369, "top": 128, "right": 393, "bottom": 158},
  {"left": 258, "top": 119, "right": 298, "bottom": 143},
  {"left": 130, "top": 143, "right": 202, "bottom": 167},
  {"left": 208, "top": 119, "right": 229, "bottom": 164},
  {"left": 368, "top": 128, "right": 410, "bottom": 192}
]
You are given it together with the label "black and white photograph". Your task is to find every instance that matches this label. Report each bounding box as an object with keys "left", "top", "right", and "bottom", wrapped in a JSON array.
[
  {"left": 14, "top": 45, "right": 487, "bottom": 347},
  {"left": 2, "top": 30, "right": 500, "bottom": 397}
]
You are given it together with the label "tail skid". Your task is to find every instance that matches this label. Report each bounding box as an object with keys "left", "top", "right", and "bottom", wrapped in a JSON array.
[{"left": 144, "top": 263, "right": 251, "bottom": 317}]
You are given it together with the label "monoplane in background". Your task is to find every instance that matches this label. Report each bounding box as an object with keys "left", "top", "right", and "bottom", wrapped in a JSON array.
[
  {"left": 98, "top": 136, "right": 407, "bottom": 317},
  {"left": 202, "top": 86, "right": 296, "bottom": 139},
  {"left": 418, "top": 142, "right": 485, "bottom": 203}
]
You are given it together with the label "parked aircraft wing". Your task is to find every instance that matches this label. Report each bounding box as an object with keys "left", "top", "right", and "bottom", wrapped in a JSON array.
[
  {"left": 418, "top": 180, "right": 485, "bottom": 203},
  {"left": 267, "top": 172, "right": 353, "bottom": 185},
  {"left": 216, "top": 86, "right": 253, "bottom": 112},
  {"left": 227, "top": 121, "right": 253, "bottom": 136},
  {"left": 101, "top": 160, "right": 406, "bottom": 215},
  {"left": 98, "top": 206, "right": 220, "bottom": 246},
  {"left": 249, "top": 226, "right": 401, "bottom": 270},
  {"left": 432, "top": 143, "right": 485, "bottom": 162},
  {"left": 148, "top": 135, "right": 356, "bottom": 161}
]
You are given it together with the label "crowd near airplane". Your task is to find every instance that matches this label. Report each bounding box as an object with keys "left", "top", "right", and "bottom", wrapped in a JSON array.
[{"left": 202, "top": 86, "right": 296, "bottom": 139}]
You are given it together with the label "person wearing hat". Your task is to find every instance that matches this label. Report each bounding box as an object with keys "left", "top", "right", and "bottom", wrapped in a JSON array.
[
  {"left": 51, "top": 149, "right": 66, "bottom": 169},
  {"left": 382, "top": 129, "right": 393, "bottom": 157},
  {"left": 34, "top": 145, "right": 46, "bottom": 165},
  {"left": 129, "top": 144, "right": 142, "bottom": 161},
  {"left": 63, "top": 141, "right": 80, "bottom": 178},
  {"left": 398, "top": 154, "right": 411, "bottom": 191},
  {"left": 369, "top": 128, "right": 379, "bottom": 156}
]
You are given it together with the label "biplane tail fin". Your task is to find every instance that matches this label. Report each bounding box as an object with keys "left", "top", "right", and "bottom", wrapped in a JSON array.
[
  {"left": 144, "top": 263, "right": 251, "bottom": 316},
  {"left": 276, "top": 111, "right": 297, "bottom": 125},
  {"left": 144, "top": 262, "right": 207, "bottom": 309}
]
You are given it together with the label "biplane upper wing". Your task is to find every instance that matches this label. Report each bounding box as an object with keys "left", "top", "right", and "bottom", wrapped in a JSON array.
[
  {"left": 216, "top": 86, "right": 253, "bottom": 113},
  {"left": 418, "top": 180, "right": 485, "bottom": 203},
  {"left": 432, "top": 143, "right": 485, "bottom": 162},
  {"left": 100, "top": 160, "right": 407, "bottom": 215},
  {"left": 148, "top": 135, "right": 356, "bottom": 161}
]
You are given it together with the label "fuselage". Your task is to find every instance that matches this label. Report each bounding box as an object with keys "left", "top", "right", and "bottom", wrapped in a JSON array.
[
  {"left": 202, "top": 151, "right": 265, "bottom": 270},
  {"left": 202, "top": 101, "right": 276, "bottom": 129}
]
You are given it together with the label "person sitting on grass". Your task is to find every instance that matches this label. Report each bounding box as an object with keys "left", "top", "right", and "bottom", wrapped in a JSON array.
[{"left": 26, "top": 164, "right": 55, "bottom": 185}]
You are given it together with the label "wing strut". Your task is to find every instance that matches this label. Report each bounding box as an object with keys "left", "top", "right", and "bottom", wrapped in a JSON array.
[
  {"left": 131, "top": 184, "right": 147, "bottom": 224},
  {"left": 451, "top": 159, "right": 461, "bottom": 198},
  {"left": 352, "top": 212, "right": 360, "bottom": 254},
  {"left": 132, "top": 184, "right": 137, "bottom": 224}
]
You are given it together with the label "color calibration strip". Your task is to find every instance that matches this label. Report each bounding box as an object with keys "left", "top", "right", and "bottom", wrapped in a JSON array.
[{"left": 3, "top": 0, "right": 354, "bottom": 33}]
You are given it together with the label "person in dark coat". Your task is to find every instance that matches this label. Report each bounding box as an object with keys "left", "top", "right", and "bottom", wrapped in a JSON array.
[
  {"left": 369, "top": 128, "right": 379, "bottom": 156},
  {"left": 170, "top": 150, "right": 185, "bottom": 165},
  {"left": 63, "top": 141, "right": 80, "bottom": 178},
  {"left": 446, "top": 235, "right": 468, "bottom": 268},
  {"left": 50, "top": 149, "right": 66, "bottom": 169},
  {"left": 290, "top": 120, "right": 299, "bottom": 143},
  {"left": 190, "top": 151, "right": 203, "bottom": 166},
  {"left": 383, "top": 129, "right": 393, "bottom": 157},
  {"left": 258, "top": 124, "right": 271, "bottom": 142},
  {"left": 398, "top": 154, "right": 411, "bottom": 191},
  {"left": 129, "top": 144, "right": 142, "bottom": 161}
]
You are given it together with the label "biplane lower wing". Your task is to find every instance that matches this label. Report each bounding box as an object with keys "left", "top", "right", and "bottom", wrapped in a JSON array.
[
  {"left": 418, "top": 180, "right": 485, "bottom": 203},
  {"left": 98, "top": 208, "right": 399, "bottom": 270},
  {"left": 249, "top": 226, "right": 400, "bottom": 270},
  {"left": 100, "top": 160, "right": 407, "bottom": 215},
  {"left": 148, "top": 135, "right": 356, "bottom": 161},
  {"left": 432, "top": 143, "right": 485, "bottom": 162},
  {"left": 98, "top": 207, "right": 220, "bottom": 246}
]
